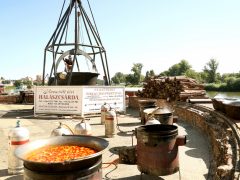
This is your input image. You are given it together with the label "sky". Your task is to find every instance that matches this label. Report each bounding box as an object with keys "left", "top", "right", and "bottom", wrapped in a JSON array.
[{"left": 1, "top": 0, "right": 240, "bottom": 80}]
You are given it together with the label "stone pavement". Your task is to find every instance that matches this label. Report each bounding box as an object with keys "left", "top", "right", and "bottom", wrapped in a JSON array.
[{"left": 0, "top": 104, "right": 210, "bottom": 180}]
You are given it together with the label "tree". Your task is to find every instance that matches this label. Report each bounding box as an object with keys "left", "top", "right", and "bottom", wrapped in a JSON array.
[
  {"left": 203, "top": 59, "right": 219, "bottom": 83},
  {"left": 126, "top": 63, "right": 143, "bottom": 85},
  {"left": 144, "top": 70, "right": 155, "bottom": 81},
  {"left": 185, "top": 69, "right": 202, "bottom": 82},
  {"left": 13, "top": 80, "right": 22, "bottom": 88},
  {"left": 161, "top": 59, "right": 192, "bottom": 76},
  {"left": 111, "top": 72, "right": 126, "bottom": 85},
  {"left": 23, "top": 80, "right": 32, "bottom": 89},
  {"left": 178, "top": 60, "right": 192, "bottom": 75},
  {"left": 125, "top": 74, "right": 135, "bottom": 85},
  {"left": 2, "top": 80, "right": 11, "bottom": 84}
]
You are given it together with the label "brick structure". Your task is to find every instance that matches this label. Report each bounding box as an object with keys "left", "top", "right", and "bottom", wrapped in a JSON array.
[{"left": 174, "top": 102, "right": 240, "bottom": 180}]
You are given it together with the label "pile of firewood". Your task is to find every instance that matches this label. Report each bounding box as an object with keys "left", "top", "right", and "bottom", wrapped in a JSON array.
[{"left": 137, "top": 76, "right": 206, "bottom": 101}]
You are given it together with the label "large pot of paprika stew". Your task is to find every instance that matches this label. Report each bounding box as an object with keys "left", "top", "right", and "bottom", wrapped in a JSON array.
[{"left": 14, "top": 135, "right": 109, "bottom": 172}]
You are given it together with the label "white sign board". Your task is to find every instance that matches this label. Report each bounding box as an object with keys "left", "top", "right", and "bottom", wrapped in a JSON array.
[
  {"left": 34, "top": 86, "right": 82, "bottom": 115},
  {"left": 34, "top": 86, "right": 125, "bottom": 116},
  {"left": 82, "top": 86, "right": 125, "bottom": 114}
]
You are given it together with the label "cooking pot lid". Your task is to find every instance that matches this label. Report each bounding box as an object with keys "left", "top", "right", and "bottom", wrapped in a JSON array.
[{"left": 144, "top": 106, "right": 172, "bottom": 115}]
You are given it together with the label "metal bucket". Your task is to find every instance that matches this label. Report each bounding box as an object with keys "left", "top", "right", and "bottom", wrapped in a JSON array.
[
  {"left": 138, "top": 99, "right": 157, "bottom": 124},
  {"left": 48, "top": 72, "right": 99, "bottom": 85},
  {"left": 143, "top": 107, "right": 174, "bottom": 125},
  {"left": 136, "top": 124, "right": 186, "bottom": 176}
]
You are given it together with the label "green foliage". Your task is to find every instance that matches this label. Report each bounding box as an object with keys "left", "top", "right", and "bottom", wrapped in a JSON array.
[
  {"left": 13, "top": 80, "right": 32, "bottom": 89},
  {"left": 184, "top": 69, "right": 201, "bottom": 82},
  {"left": 111, "top": 63, "right": 144, "bottom": 86},
  {"left": 131, "top": 63, "right": 143, "bottom": 84},
  {"left": 159, "top": 71, "right": 168, "bottom": 76},
  {"left": 13, "top": 80, "right": 22, "bottom": 88},
  {"left": 204, "top": 83, "right": 222, "bottom": 91},
  {"left": 205, "top": 78, "right": 240, "bottom": 91},
  {"left": 167, "top": 64, "right": 181, "bottom": 76},
  {"left": 203, "top": 59, "right": 219, "bottom": 83},
  {"left": 161, "top": 59, "right": 192, "bottom": 76},
  {"left": 226, "top": 77, "right": 240, "bottom": 90},
  {"left": 125, "top": 63, "right": 143, "bottom": 85},
  {"left": 125, "top": 74, "right": 136, "bottom": 85},
  {"left": 23, "top": 80, "right": 32, "bottom": 89},
  {"left": 4, "top": 86, "right": 15, "bottom": 92},
  {"left": 1, "top": 80, "right": 11, "bottom": 84},
  {"left": 33, "top": 81, "right": 42, "bottom": 86},
  {"left": 222, "top": 72, "right": 240, "bottom": 83},
  {"left": 111, "top": 72, "right": 126, "bottom": 85},
  {"left": 178, "top": 60, "right": 192, "bottom": 75},
  {"left": 144, "top": 70, "right": 155, "bottom": 81}
]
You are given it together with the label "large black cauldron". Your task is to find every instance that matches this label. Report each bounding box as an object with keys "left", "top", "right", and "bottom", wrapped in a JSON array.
[
  {"left": 15, "top": 135, "right": 108, "bottom": 173},
  {"left": 48, "top": 72, "right": 99, "bottom": 86}
]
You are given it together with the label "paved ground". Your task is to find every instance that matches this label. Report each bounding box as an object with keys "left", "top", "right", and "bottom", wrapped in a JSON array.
[{"left": 0, "top": 104, "right": 210, "bottom": 180}]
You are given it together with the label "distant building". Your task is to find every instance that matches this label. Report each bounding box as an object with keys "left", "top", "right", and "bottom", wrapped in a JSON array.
[
  {"left": 0, "top": 84, "right": 4, "bottom": 94},
  {"left": 36, "top": 75, "right": 42, "bottom": 82},
  {"left": 21, "top": 76, "right": 33, "bottom": 82}
]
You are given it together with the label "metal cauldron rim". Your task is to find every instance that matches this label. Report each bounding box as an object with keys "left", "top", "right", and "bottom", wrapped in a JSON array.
[
  {"left": 15, "top": 135, "right": 109, "bottom": 166},
  {"left": 136, "top": 124, "right": 178, "bottom": 137}
]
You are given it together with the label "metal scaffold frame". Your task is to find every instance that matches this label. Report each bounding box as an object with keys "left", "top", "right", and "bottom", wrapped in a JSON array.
[{"left": 42, "top": 0, "right": 110, "bottom": 85}]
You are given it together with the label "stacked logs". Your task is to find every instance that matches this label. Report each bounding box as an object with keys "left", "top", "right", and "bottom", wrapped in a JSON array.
[{"left": 137, "top": 76, "right": 206, "bottom": 101}]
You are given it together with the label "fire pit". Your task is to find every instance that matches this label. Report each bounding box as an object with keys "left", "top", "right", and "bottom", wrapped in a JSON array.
[
  {"left": 15, "top": 135, "right": 108, "bottom": 179},
  {"left": 136, "top": 124, "right": 186, "bottom": 176}
]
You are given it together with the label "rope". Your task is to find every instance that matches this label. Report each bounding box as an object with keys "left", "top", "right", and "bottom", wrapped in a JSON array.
[
  {"left": 102, "top": 158, "right": 119, "bottom": 168},
  {"left": 61, "top": 123, "right": 75, "bottom": 134},
  {"left": 102, "top": 158, "right": 119, "bottom": 180},
  {"left": 146, "top": 107, "right": 160, "bottom": 120}
]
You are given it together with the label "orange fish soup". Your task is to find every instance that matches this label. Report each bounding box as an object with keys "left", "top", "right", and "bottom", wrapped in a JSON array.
[{"left": 26, "top": 145, "right": 97, "bottom": 163}]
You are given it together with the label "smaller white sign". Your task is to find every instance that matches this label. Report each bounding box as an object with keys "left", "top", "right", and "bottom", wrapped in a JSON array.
[{"left": 82, "top": 86, "right": 125, "bottom": 114}]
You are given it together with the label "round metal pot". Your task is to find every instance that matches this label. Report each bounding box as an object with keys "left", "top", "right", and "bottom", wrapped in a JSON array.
[
  {"left": 48, "top": 72, "right": 99, "bottom": 85},
  {"left": 14, "top": 135, "right": 109, "bottom": 173},
  {"left": 138, "top": 99, "right": 157, "bottom": 124},
  {"left": 144, "top": 106, "right": 173, "bottom": 125}
]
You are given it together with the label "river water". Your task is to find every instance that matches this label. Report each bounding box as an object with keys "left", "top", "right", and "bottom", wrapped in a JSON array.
[{"left": 206, "top": 91, "right": 240, "bottom": 99}]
